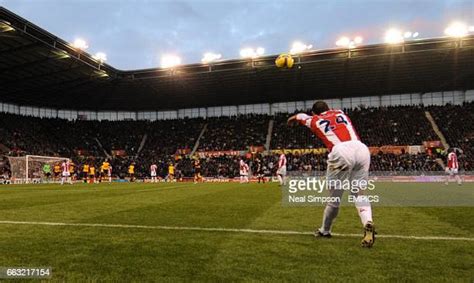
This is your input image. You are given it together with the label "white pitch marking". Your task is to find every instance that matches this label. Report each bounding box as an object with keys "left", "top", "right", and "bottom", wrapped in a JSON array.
[{"left": 0, "top": 220, "right": 473, "bottom": 241}]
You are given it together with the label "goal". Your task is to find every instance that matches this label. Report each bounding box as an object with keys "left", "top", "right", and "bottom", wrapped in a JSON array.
[{"left": 7, "top": 155, "right": 71, "bottom": 184}]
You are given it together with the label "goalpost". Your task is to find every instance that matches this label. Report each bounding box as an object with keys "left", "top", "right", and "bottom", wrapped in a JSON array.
[{"left": 7, "top": 155, "right": 71, "bottom": 184}]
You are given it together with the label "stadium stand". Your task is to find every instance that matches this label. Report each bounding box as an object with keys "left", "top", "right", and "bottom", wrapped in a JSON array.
[
  {"left": 0, "top": 7, "right": 473, "bottom": 181},
  {"left": 429, "top": 102, "right": 474, "bottom": 170},
  {"left": 198, "top": 114, "right": 269, "bottom": 151},
  {"left": 2, "top": 103, "right": 473, "bottom": 178},
  {"left": 272, "top": 106, "right": 438, "bottom": 149}
]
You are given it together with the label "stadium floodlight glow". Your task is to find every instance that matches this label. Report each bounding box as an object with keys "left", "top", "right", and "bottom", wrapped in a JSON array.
[
  {"left": 72, "top": 38, "right": 89, "bottom": 50},
  {"left": 161, "top": 54, "right": 181, "bottom": 68},
  {"left": 289, "top": 41, "right": 313, "bottom": 54},
  {"left": 93, "top": 52, "right": 107, "bottom": 63},
  {"left": 201, "top": 52, "right": 222, "bottom": 64},
  {"left": 384, "top": 28, "right": 404, "bottom": 44},
  {"left": 336, "top": 36, "right": 362, "bottom": 49},
  {"left": 336, "top": 36, "right": 350, "bottom": 47},
  {"left": 403, "top": 31, "right": 419, "bottom": 39},
  {"left": 444, "top": 22, "right": 469, "bottom": 38},
  {"left": 240, "top": 47, "right": 265, "bottom": 58}
]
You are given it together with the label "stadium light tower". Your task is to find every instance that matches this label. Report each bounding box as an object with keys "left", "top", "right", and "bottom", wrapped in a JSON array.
[
  {"left": 444, "top": 22, "right": 469, "bottom": 38},
  {"left": 384, "top": 29, "right": 404, "bottom": 44},
  {"left": 240, "top": 47, "right": 265, "bottom": 59},
  {"left": 161, "top": 54, "right": 181, "bottom": 68},
  {"left": 289, "top": 41, "right": 312, "bottom": 54},
  {"left": 72, "top": 38, "right": 89, "bottom": 50},
  {"left": 93, "top": 52, "right": 107, "bottom": 63},
  {"left": 201, "top": 52, "right": 222, "bottom": 64}
]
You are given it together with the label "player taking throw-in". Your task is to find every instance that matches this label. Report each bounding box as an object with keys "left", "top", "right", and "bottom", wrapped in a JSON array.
[{"left": 288, "top": 101, "right": 376, "bottom": 248}]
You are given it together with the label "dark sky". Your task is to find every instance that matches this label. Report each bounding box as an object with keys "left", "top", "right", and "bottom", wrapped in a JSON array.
[{"left": 1, "top": 0, "right": 473, "bottom": 70}]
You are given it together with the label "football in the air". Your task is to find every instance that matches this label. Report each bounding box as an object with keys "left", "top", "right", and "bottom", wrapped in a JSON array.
[{"left": 275, "top": 53, "right": 295, "bottom": 68}]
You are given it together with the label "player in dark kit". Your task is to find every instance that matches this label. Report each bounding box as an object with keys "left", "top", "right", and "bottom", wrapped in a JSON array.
[
  {"left": 255, "top": 158, "right": 265, "bottom": 183},
  {"left": 193, "top": 159, "right": 202, "bottom": 184}
]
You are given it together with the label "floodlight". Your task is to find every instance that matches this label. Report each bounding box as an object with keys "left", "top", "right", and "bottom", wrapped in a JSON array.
[
  {"left": 335, "top": 36, "right": 350, "bottom": 47},
  {"left": 161, "top": 54, "right": 181, "bottom": 68},
  {"left": 72, "top": 38, "right": 89, "bottom": 50},
  {"left": 336, "top": 36, "right": 362, "bottom": 49},
  {"left": 240, "top": 47, "right": 264, "bottom": 58},
  {"left": 384, "top": 29, "right": 404, "bottom": 44},
  {"left": 354, "top": 36, "right": 363, "bottom": 44},
  {"left": 445, "top": 22, "right": 468, "bottom": 37},
  {"left": 93, "top": 52, "right": 107, "bottom": 63},
  {"left": 201, "top": 52, "right": 222, "bottom": 63},
  {"left": 290, "top": 41, "right": 312, "bottom": 54}
]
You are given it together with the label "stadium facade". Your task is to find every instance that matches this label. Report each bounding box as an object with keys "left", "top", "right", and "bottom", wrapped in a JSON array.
[{"left": 0, "top": 91, "right": 473, "bottom": 121}]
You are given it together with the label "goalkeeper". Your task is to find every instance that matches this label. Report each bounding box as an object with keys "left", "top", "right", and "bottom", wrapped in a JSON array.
[{"left": 42, "top": 163, "right": 52, "bottom": 182}]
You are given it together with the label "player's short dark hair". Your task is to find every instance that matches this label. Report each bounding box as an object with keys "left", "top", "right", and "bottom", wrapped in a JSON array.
[{"left": 312, "top": 101, "right": 329, "bottom": 115}]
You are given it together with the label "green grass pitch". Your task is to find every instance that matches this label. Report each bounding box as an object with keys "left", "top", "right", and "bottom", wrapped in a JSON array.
[{"left": 0, "top": 182, "right": 473, "bottom": 281}]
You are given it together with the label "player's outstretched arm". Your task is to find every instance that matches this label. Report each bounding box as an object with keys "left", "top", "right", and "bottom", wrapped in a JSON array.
[{"left": 287, "top": 115, "right": 299, "bottom": 127}]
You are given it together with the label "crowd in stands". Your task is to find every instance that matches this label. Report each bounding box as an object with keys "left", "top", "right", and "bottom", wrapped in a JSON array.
[
  {"left": 0, "top": 103, "right": 471, "bottom": 180},
  {"left": 429, "top": 102, "right": 474, "bottom": 171},
  {"left": 198, "top": 114, "right": 269, "bottom": 151},
  {"left": 271, "top": 105, "right": 438, "bottom": 149}
]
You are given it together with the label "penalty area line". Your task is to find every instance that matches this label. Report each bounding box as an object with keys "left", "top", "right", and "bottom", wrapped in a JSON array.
[{"left": 0, "top": 220, "right": 473, "bottom": 242}]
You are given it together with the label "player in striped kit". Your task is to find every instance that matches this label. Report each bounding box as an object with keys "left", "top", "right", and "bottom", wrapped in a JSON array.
[
  {"left": 239, "top": 159, "right": 249, "bottom": 183},
  {"left": 276, "top": 153, "right": 287, "bottom": 185},
  {"left": 288, "top": 101, "right": 375, "bottom": 248},
  {"left": 445, "top": 148, "right": 462, "bottom": 185},
  {"left": 60, "top": 159, "right": 73, "bottom": 185},
  {"left": 150, "top": 163, "right": 158, "bottom": 183}
]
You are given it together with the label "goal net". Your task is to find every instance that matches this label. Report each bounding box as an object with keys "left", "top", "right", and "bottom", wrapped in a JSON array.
[{"left": 7, "top": 155, "right": 71, "bottom": 184}]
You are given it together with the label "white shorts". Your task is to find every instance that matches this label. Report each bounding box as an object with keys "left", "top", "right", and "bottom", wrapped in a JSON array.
[
  {"left": 326, "top": 141, "right": 371, "bottom": 204},
  {"left": 240, "top": 171, "right": 248, "bottom": 176},
  {"left": 446, "top": 168, "right": 458, "bottom": 175},
  {"left": 277, "top": 166, "right": 287, "bottom": 176},
  {"left": 62, "top": 171, "right": 70, "bottom": 177},
  {"left": 151, "top": 172, "right": 157, "bottom": 177}
]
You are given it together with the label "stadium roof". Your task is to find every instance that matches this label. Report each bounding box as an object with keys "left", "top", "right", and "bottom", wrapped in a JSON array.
[{"left": 1, "top": 6, "right": 474, "bottom": 111}]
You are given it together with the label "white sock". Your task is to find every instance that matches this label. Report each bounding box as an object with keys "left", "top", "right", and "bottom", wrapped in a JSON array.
[
  {"left": 277, "top": 175, "right": 283, "bottom": 185},
  {"left": 356, "top": 205, "right": 373, "bottom": 226},
  {"left": 455, "top": 175, "right": 462, "bottom": 184},
  {"left": 61, "top": 177, "right": 64, "bottom": 185}
]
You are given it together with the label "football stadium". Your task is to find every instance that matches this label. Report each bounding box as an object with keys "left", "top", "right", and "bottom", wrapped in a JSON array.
[{"left": 0, "top": 2, "right": 473, "bottom": 281}]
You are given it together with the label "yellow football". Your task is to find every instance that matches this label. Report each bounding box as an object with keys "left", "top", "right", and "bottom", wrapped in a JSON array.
[{"left": 275, "top": 53, "right": 294, "bottom": 68}]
